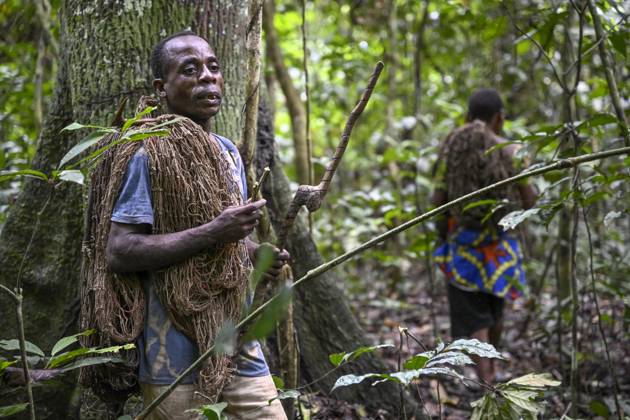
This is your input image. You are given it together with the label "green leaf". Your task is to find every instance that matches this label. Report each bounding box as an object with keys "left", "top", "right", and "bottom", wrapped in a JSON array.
[
  {"left": 471, "top": 394, "right": 500, "bottom": 420},
  {"left": 249, "top": 243, "right": 275, "bottom": 291},
  {"left": 0, "top": 359, "right": 17, "bottom": 374},
  {"left": 50, "top": 329, "right": 96, "bottom": 356},
  {"left": 445, "top": 339, "right": 504, "bottom": 360},
  {"left": 272, "top": 375, "right": 285, "bottom": 389},
  {"left": 498, "top": 208, "right": 540, "bottom": 230},
  {"left": 0, "top": 169, "right": 48, "bottom": 183},
  {"left": 56, "top": 170, "right": 85, "bottom": 185},
  {"left": 0, "top": 403, "right": 29, "bottom": 417},
  {"left": 58, "top": 355, "right": 124, "bottom": 372},
  {"left": 328, "top": 343, "right": 394, "bottom": 367},
  {"left": 589, "top": 399, "right": 610, "bottom": 418},
  {"left": 403, "top": 352, "right": 431, "bottom": 370},
  {"left": 0, "top": 339, "right": 45, "bottom": 357},
  {"left": 243, "top": 285, "right": 292, "bottom": 341},
  {"left": 48, "top": 343, "right": 134, "bottom": 368},
  {"left": 462, "top": 199, "right": 498, "bottom": 213},
  {"left": 575, "top": 113, "right": 617, "bottom": 130},
  {"left": 191, "top": 402, "right": 228, "bottom": 420},
  {"left": 121, "top": 106, "right": 157, "bottom": 132},
  {"left": 213, "top": 320, "right": 237, "bottom": 356},
  {"left": 58, "top": 131, "right": 108, "bottom": 169}
]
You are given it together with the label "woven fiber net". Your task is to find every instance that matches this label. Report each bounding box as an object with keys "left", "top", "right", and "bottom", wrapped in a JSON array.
[
  {"left": 79, "top": 114, "right": 250, "bottom": 404},
  {"left": 438, "top": 120, "right": 521, "bottom": 230}
]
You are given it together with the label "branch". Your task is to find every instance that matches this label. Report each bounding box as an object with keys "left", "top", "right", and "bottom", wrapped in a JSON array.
[
  {"left": 277, "top": 61, "right": 385, "bottom": 245},
  {"left": 134, "top": 145, "right": 630, "bottom": 420}
]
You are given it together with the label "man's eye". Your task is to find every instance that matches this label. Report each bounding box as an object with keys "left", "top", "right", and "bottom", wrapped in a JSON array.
[
  {"left": 183, "top": 67, "right": 196, "bottom": 75},
  {"left": 210, "top": 63, "right": 220, "bottom": 72}
]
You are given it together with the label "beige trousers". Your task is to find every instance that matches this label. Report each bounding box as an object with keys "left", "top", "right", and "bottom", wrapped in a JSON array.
[{"left": 140, "top": 374, "right": 288, "bottom": 420}]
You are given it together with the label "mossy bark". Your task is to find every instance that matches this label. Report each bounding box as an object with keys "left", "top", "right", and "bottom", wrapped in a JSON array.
[{"left": 0, "top": 1, "right": 250, "bottom": 418}]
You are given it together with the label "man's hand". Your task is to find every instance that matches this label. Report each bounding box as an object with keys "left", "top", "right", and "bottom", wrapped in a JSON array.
[
  {"left": 246, "top": 239, "right": 290, "bottom": 281},
  {"left": 205, "top": 199, "right": 266, "bottom": 245}
]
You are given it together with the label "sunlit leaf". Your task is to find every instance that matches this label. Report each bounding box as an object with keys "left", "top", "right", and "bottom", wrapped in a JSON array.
[
  {"left": 445, "top": 339, "right": 504, "bottom": 360},
  {"left": 498, "top": 208, "right": 540, "bottom": 230},
  {"left": 426, "top": 351, "right": 474, "bottom": 368},
  {"left": 0, "top": 169, "right": 48, "bottom": 183},
  {"left": 56, "top": 170, "right": 85, "bottom": 185},
  {"left": 58, "top": 355, "right": 124, "bottom": 372},
  {"left": 603, "top": 210, "right": 622, "bottom": 227},
  {"left": 272, "top": 375, "right": 285, "bottom": 389},
  {"left": 189, "top": 402, "right": 228, "bottom": 420},
  {"left": 330, "top": 373, "right": 383, "bottom": 392},
  {"left": 505, "top": 372, "right": 560, "bottom": 388},
  {"left": 50, "top": 329, "right": 96, "bottom": 356},
  {"left": 275, "top": 389, "right": 301, "bottom": 400}
]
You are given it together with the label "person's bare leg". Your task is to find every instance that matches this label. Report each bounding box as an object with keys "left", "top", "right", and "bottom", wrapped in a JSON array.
[
  {"left": 488, "top": 319, "right": 503, "bottom": 381},
  {"left": 471, "top": 328, "right": 494, "bottom": 384}
]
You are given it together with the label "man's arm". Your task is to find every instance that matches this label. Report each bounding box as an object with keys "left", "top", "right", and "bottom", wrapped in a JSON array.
[{"left": 107, "top": 200, "right": 266, "bottom": 273}]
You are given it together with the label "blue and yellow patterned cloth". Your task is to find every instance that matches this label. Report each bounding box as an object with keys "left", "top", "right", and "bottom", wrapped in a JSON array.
[{"left": 434, "top": 221, "right": 526, "bottom": 300}]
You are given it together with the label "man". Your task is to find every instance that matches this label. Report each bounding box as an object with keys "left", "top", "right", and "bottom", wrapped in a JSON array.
[
  {"left": 432, "top": 88, "right": 536, "bottom": 384},
  {"left": 105, "top": 31, "right": 289, "bottom": 419}
]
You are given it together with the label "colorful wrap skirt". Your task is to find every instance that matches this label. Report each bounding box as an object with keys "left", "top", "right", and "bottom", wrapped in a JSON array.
[{"left": 434, "top": 225, "right": 526, "bottom": 300}]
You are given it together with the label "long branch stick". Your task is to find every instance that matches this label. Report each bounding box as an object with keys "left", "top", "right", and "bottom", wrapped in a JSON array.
[
  {"left": 278, "top": 61, "right": 384, "bottom": 245},
  {"left": 135, "top": 146, "right": 630, "bottom": 419}
]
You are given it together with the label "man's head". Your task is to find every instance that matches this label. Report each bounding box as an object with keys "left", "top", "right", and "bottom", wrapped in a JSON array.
[
  {"left": 151, "top": 31, "right": 224, "bottom": 126},
  {"left": 466, "top": 88, "right": 504, "bottom": 134}
]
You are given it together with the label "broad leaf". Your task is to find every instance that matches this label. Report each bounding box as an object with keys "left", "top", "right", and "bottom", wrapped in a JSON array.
[
  {"left": 462, "top": 199, "right": 498, "bottom": 213},
  {"left": 275, "top": 389, "right": 301, "bottom": 400},
  {"left": 48, "top": 343, "right": 134, "bottom": 369},
  {"left": 50, "top": 329, "right": 96, "bottom": 356},
  {"left": 446, "top": 339, "right": 504, "bottom": 360},
  {"left": 506, "top": 373, "right": 560, "bottom": 388},
  {"left": 272, "top": 375, "right": 285, "bottom": 389},
  {"left": 403, "top": 352, "right": 431, "bottom": 370},
  {"left": 329, "top": 344, "right": 394, "bottom": 367},
  {"left": 498, "top": 208, "right": 540, "bottom": 230},
  {"left": 0, "top": 339, "right": 45, "bottom": 357},
  {"left": 575, "top": 113, "right": 617, "bottom": 130},
  {"left": 426, "top": 351, "right": 474, "bottom": 368},
  {"left": 0, "top": 360, "right": 16, "bottom": 374},
  {"left": 0, "top": 169, "right": 48, "bottom": 183},
  {"left": 58, "top": 131, "right": 107, "bottom": 168},
  {"left": 191, "top": 402, "right": 228, "bottom": 420},
  {"left": 243, "top": 285, "right": 292, "bottom": 341},
  {"left": 331, "top": 373, "right": 382, "bottom": 392},
  {"left": 502, "top": 389, "right": 542, "bottom": 413},
  {"left": 58, "top": 355, "right": 124, "bottom": 372},
  {"left": 603, "top": 210, "right": 622, "bottom": 227},
  {"left": 121, "top": 106, "right": 157, "bottom": 132},
  {"left": 56, "top": 170, "right": 85, "bottom": 185},
  {"left": 0, "top": 403, "right": 29, "bottom": 417},
  {"left": 249, "top": 243, "right": 274, "bottom": 291}
]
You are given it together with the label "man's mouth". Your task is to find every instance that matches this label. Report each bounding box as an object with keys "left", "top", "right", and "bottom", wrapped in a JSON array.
[{"left": 198, "top": 92, "right": 222, "bottom": 105}]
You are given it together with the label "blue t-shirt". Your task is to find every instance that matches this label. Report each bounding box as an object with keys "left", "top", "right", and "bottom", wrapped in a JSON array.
[{"left": 111, "top": 134, "right": 269, "bottom": 385}]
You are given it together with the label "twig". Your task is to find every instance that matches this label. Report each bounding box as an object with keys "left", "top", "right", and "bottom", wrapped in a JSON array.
[
  {"left": 134, "top": 146, "right": 630, "bottom": 419},
  {"left": 0, "top": 285, "right": 36, "bottom": 420},
  {"left": 568, "top": 167, "right": 580, "bottom": 417},
  {"left": 403, "top": 328, "right": 428, "bottom": 352},
  {"left": 582, "top": 207, "right": 623, "bottom": 419},
  {"left": 278, "top": 61, "right": 385, "bottom": 245},
  {"left": 251, "top": 167, "right": 270, "bottom": 200},
  {"left": 398, "top": 328, "right": 406, "bottom": 420}
]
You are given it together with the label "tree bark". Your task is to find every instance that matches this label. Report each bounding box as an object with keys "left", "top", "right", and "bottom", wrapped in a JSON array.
[
  {"left": 255, "top": 97, "right": 421, "bottom": 417},
  {"left": 0, "top": 1, "right": 250, "bottom": 418}
]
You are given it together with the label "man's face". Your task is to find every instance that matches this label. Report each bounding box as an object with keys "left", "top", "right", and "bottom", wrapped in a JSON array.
[{"left": 154, "top": 35, "right": 224, "bottom": 124}]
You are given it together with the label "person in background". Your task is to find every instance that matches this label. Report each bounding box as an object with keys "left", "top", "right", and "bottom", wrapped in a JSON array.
[{"left": 431, "top": 88, "right": 537, "bottom": 384}]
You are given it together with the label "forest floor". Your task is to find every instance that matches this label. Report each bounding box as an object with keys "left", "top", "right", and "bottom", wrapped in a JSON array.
[{"left": 305, "top": 263, "right": 629, "bottom": 419}]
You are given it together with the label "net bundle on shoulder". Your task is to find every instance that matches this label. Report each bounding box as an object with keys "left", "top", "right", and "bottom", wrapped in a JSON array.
[
  {"left": 438, "top": 119, "right": 520, "bottom": 230},
  {"left": 79, "top": 114, "right": 250, "bottom": 404}
]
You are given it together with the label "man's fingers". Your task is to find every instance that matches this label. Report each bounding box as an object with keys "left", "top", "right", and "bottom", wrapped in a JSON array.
[{"left": 235, "top": 199, "right": 266, "bottom": 214}]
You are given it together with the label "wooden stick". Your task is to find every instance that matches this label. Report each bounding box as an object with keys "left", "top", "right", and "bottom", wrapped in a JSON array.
[
  {"left": 278, "top": 61, "right": 385, "bottom": 245},
  {"left": 251, "top": 166, "right": 270, "bottom": 200}
]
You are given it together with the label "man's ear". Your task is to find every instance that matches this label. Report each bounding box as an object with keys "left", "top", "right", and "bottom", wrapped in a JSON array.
[
  {"left": 490, "top": 112, "right": 503, "bottom": 134},
  {"left": 153, "top": 78, "right": 167, "bottom": 98}
]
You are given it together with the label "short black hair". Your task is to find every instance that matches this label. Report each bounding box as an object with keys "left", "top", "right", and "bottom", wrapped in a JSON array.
[
  {"left": 466, "top": 88, "right": 504, "bottom": 123},
  {"left": 150, "top": 30, "right": 206, "bottom": 79}
]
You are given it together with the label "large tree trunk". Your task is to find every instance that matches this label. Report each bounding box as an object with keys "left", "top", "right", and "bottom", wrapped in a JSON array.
[
  {"left": 255, "top": 97, "right": 421, "bottom": 417},
  {"left": 0, "top": 1, "right": 249, "bottom": 418}
]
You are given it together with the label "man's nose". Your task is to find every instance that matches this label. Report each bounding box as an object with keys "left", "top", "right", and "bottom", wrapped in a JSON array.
[{"left": 199, "top": 65, "right": 216, "bottom": 83}]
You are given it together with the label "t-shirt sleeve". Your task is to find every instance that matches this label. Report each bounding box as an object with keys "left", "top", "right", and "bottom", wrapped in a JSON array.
[{"left": 111, "top": 148, "right": 154, "bottom": 225}]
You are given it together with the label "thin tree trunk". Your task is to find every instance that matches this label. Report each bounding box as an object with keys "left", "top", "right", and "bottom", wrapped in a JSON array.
[{"left": 262, "top": 0, "right": 310, "bottom": 184}]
